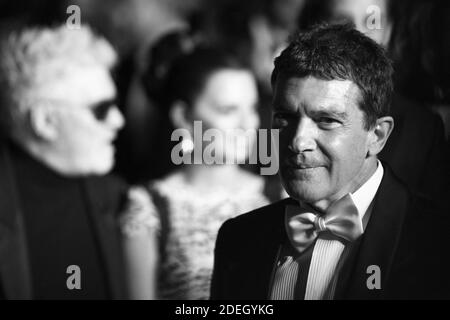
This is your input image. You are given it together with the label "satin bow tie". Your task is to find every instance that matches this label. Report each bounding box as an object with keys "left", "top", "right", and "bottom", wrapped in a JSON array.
[{"left": 285, "top": 194, "right": 363, "bottom": 253}]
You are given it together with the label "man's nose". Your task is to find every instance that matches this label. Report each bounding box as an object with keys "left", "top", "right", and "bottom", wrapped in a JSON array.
[
  {"left": 288, "top": 118, "right": 317, "bottom": 153},
  {"left": 106, "top": 106, "right": 125, "bottom": 130}
]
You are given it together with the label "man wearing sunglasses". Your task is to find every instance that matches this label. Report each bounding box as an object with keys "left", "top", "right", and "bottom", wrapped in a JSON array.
[{"left": 0, "top": 25, "right": 127, "bottom": 299}]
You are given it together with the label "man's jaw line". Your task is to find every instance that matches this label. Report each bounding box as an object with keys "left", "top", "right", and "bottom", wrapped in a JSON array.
[{"left": 287, "top": 157, "right": 378, "bottom": 212}]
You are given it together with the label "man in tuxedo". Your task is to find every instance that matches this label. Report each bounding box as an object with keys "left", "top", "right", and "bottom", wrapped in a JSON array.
[
  {"left": 211, "top": 24, "right": 450, "bottom": 300},
  {"left": 0, "top": 25, "right": 127, "bottom": 299}
]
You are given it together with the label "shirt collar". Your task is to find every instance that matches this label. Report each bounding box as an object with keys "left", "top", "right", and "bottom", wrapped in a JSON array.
[{"left": 349, "top": 160, "right": 384, "bottom": 221}]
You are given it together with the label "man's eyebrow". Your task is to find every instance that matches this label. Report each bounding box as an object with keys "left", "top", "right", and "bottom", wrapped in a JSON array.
[{"left": 309, "top": 107, "right": 348, "bottom": 119}]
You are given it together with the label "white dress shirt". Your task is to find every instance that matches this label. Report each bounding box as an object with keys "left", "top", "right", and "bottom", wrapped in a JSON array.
[{"left": 305, "top": 160, "right": 384, "bottom": 299}]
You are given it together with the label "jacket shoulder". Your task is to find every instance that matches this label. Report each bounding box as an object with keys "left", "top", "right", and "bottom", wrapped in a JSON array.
[{"left": 218, "top": 198, "right": 294, "bottom": 242}]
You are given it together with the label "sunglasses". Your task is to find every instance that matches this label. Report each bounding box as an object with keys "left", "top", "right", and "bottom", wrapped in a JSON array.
[{"left": 90, "top": 98, "right": 119, "bottom": 121}]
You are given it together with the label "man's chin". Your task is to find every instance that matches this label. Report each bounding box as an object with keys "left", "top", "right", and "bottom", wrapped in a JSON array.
[
  {"left": 282, "top": 180, "right": 327, "bottom": 204},
  {"left": 79, "top": 156, "right": 115, "bottom": 176},
  {"left": 90, "top": 147, "right": 115, "bottom": 174},
  {"left": 91, "top": 159, "right": 114, "bottom": 175}
]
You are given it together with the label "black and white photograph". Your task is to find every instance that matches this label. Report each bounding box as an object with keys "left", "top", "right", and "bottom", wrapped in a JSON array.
[{"left": 0, "top": 0, "right": 449, "bottom": 310}]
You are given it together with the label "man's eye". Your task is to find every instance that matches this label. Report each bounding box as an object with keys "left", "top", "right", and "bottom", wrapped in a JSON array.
[
  {"left": 319, "top": 117, "right": 337, "bottom": 123},
  {"left": 317, "top": 117, "right": 341, "bottom": 128}
]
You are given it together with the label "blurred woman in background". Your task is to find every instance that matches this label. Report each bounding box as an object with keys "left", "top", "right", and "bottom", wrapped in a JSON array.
[{"left": 120, "top": 38, "right": 269, "bottom": 299}]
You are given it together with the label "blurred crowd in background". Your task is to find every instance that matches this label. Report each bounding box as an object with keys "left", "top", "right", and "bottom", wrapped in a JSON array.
[
  {"left": 2, "top": 0, "right": 449, "bottom": 184},
  {"left": 0, "top": 0, "right": 449, "bottom": 300}
]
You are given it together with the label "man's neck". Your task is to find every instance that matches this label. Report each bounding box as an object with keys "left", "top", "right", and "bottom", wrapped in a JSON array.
[{"left": 18, "top": 139, "right": 78, "bottom": 178}]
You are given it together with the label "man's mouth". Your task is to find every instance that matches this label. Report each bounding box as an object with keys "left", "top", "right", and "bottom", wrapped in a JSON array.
[
  {"left": 292, "top": 165, "right": 321, "bottom": 170},
  {"left": 286, "top": 158, "right": 324, "bottom": 170},
  {"left": 297, "top": 165, "right": 317, "bottom": 169}
]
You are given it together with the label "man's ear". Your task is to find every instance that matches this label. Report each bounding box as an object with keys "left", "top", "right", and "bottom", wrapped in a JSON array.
[
  {"left": 367, "top": 116, "right": 394, "bottom": 157},
  {"left": 28, "top": 104, "right": 59, "bottom": 141},
  {"left": 169, "top": 100, "right": 192, "bottom": 132}
]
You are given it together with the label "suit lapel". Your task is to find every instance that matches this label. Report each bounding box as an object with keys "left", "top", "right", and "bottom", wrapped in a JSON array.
[
  {"left": 255, "top": 228, "right": 284, "bottom": 299},
  {"left": 0, "top": 142, "right": 33, "bottom": 299},
  {"left": 82, "top": 177, "right": 126, "bottom": 299},
  {"left": 252, "top": 198, "right": 295, "bottom": 299},
  {"left": 335, "top": 166, "right": 409, "bottom": 299}
]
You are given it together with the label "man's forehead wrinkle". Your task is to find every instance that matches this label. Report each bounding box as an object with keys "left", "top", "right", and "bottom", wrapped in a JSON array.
[
  {"left": 339, "top": 82, "right": 361, "bottom": 102},
  {"left": 307, "top": 80, "right": 361, "bottom": 111}
]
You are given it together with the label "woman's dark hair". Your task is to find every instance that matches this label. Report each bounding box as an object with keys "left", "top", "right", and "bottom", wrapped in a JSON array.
[
  {"left": 142, "top": 31, "right": 248, "bottom": 111},
  {"left": 140, "top": 31, "right": 252, "bottom": 179},
  {"left": 388, "top": 0, "right": 450, "bottom": 104}
]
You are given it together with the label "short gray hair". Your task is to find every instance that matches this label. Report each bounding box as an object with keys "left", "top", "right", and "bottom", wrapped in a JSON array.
[{"left": 0, "top": 24, "right": 117, "bottom": 134}]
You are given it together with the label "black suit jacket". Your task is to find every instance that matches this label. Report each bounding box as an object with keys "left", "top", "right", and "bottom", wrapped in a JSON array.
[
  {"left": 211, "top": 165, "right": 450, "bottom": 300},
  {"left": 0, "top": 139, "right": 127, "bottom": 300}
]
